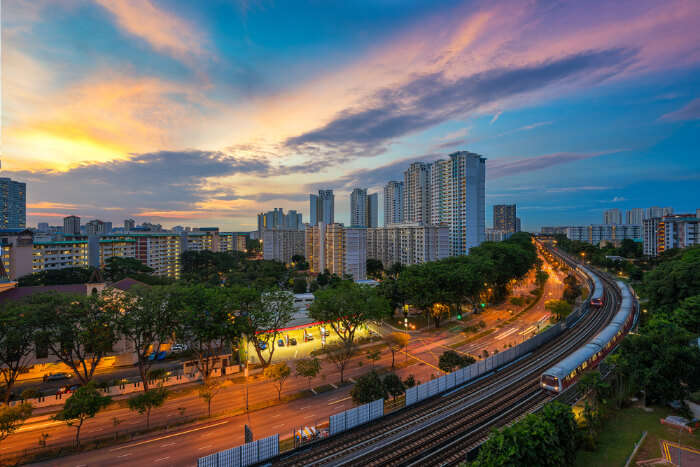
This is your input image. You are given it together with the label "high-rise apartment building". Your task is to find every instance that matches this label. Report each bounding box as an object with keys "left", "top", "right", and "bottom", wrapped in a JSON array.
[
  {"left": 305, "top": 223, "right": 366, "bottom": 280},
  {"left": 86, "top": 219, "right": 108, "bottom": 236},
  {"left": 485, "top": 229, "right": 512, "bottom": 242},
  {"left": 566, "top": 224, "right": 641, "bottom": 245},
  {"left": 448, "top": 151, "right": 486, "bottom": 255},
  {"left": 32, "top": 239, "right": 89, "bottom": 271},
  {"left": 383, "top": 181, "right": 404, "bottom": 226},
  {"left": 0, "top": 229, "right": 33, "bottom": 280},
  {"left": 643, "top": 214, "right": 699, "bottom": 257},
  {"left": 493, "top": 204, "right": 517, "bottom": 232},
  {"left": 124, "top": 219, "right": 136, "bottom": 231},
  {"left": 403, "top": 162, "right": 431, "bottom": 224},
  {"left": 63, "top": 216, "right": 81, "bottom": 235},
  {"left": 309, "top": 190, "right": 334, "bottom": 225},
  {"left": 263, "top": 229, "right": 305, "bottom": 264},
  {"left": 626, "top": 208, "right": 644, "bottom": 226},
  {"left": 350, "top": 189, "right": 378, "bottom": 228},
  {"left": 603, "top": 209, "right": 623, "bottom": 225},
  {"left": 645, "top": 206, "right": 673, "bottom": 219},
  {"left": 367, "top": 224, "right": 449, "bottom": 267},
  {"left": 0, "top": 178, "right": 26, "bottom": 229},
  {"left": 257, "top": 208, "right": 303, "bottom": 234},
  {"left": 430, "top": 159, "right": 452, "bottom": 226}
]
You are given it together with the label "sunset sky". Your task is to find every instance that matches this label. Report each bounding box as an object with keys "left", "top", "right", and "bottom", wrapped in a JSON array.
[{"left": 3, "top": 0, "right": 699, "bottom": 231}]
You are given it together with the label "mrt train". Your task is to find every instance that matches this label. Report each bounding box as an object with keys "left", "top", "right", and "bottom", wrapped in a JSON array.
[
  {"left": 540, "top": 280, "right": 635, "bottom": 392},
  {"left": 583, "top": 265, "right": 605, "bottom": 309}
]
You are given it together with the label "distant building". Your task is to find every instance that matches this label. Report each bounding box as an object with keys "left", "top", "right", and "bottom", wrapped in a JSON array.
[
  {"left": 0, "top": 177, "right": 26, "bottom": 229},
  {"left": 566, "top": 224, "right": 641, "bottom": 245},
  {"left": 257, "top": 208, "right": 303, "bottom": 234},
  {"left": 493, "top": 204, "right": 517, "bottom": 232},
  {"left": 643, "top": 214, "right": 699, "bottom": 257},
  {"left": 383, "top": 181, "right": 404, "bottom": 226},
  {"left": 645, "top": 206, "right": 673, "bottom": 219},
  {"left": 486, "top": 229, "right": 512, "bottom": 242},
  {"left": 0, "top": 229, "right": 33, "bottom": 280},
  {"left": 32, "top": 239, "right": 89, "bottom": 271},
  {"left": 603, "top": 209, "right": 623, "bottom": 225},
  {"left": 350, "top": 189, "right": 378, "bottom": 228},
  {"left": 447, "top": 152, "right": 486, "bottom": 255},
  {"left": 124, "top": 219, "right": 136, "bottom": 231},
  {"left": 516, "top": 217, "right": 521, "bottom": 232},
  {"left": 263, "top": 229, "right": 305, "bottom": 264},
  {"left": 366, "top": 224, "right": 449, "bottom": 267},
  {"left": 403, "top": 162, "right": 431, "bottom": 225},
  {"left": 86, "top": 219, "right": 108, "bottom": 236},
  {"left": 305, "top": 223, "right": 366, "bottom": 280},
  {"left": 540, "top": 226, "right": 569, "bottom": 235},
  {"left": 309, "top": 190, "right": 334, "bottom": 225},
  {"left": 626, "top": 208, "right": 644, "bottom": 226},
  {"left": 37, "top": 222, "right": 49, "bottom": 233},
  {"left": 63, "top": 215, "right": 81, "bottom": 235}
]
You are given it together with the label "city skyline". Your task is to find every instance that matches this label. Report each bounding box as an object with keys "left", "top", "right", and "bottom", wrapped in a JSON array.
[{"left": 3, "top": 0, "right": 699, "bottom": 231}]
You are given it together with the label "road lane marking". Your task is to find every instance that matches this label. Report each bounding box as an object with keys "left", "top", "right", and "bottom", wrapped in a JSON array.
[
  {"left": 271, "top": 413, "right": 281, "bottom": 418},
  {"left": 495, "top": 328, "right": 518, "bottom": 340},
  {"left": 117, "top": 453, "right": 132, "bottom": 458},
  {"left": 109, "top": 420, "right": 229, "bottom": 452},
  {"left": 300, "top": 405, "right": 312, "bottom": 410},
  {"left": 328, "top": 396, "right": 351, "bottom": 405},
  {"left": 154, "top": 457, "right": 170, "bottom": 462},
  {"left": 273, "top": 423, "right": 286, "bottom": 428},
  {"left": 198, "top": 445, "right": 213, "bottom": 451},
  {"left": 304, "top": 414, "right": 314, "bottom": 419},
  {"left": 519, "top": 326, "right": 536, "bottom": 335},
  {"left": 161, "top": 442, "right": 176, "bottom": 447}
]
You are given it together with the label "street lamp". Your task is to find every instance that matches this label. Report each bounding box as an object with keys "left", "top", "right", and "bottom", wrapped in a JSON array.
[{"left": 404, "top": 317, "right": 409, "bottom": 361}]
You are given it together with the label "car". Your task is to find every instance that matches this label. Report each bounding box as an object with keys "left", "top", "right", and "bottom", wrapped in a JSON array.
[
  {"left": 289, "top": 337, "right": 297, "bottom": 346},
  {"left": 258, "top": 342, "right": 267, "bottom": 350},
  {"left": 156, "top": 351, "right": 167, "bottom": 360},
  {"left": 46, "top": 372, "right": 72, "bottom": 381},
  {"left": 147, "top": 352, "right": 157, "bottom": 361},
  {"left": 171, "top": 344, "right": 188, "bottom": 352},
  {"left": 277, "top": 339, "right": 285, "bottom": 347}
]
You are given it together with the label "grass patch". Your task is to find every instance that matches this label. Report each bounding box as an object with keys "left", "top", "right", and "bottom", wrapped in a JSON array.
[{"left": 574, "top": 405, "right": 700, "bottom": 467}]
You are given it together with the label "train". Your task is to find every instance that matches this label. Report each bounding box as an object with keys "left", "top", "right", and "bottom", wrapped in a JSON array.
[
  {"left": 581, "top": 264, "right": 605, "bottom": 309},
  {"left": 540, "top": 279, "right": 635, "bottom": 393}
]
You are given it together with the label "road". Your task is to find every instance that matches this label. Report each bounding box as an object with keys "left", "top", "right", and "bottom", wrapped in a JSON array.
[{"left": 14, "top": 253, "right": 568, "bottom": 466}]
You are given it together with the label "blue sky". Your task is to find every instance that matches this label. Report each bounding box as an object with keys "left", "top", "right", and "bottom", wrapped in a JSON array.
[{"left": 3, "top": 0, "right": 699, "bottom": 230}]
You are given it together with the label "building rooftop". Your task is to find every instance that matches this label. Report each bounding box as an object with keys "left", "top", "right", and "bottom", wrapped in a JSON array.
[{"left": 0, "top": 283, "right": 97, "bottom": 303}]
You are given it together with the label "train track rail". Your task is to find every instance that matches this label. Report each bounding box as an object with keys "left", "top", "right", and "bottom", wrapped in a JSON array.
[{"left": 270, "top": 248, "right": 621, "bottom": 467}]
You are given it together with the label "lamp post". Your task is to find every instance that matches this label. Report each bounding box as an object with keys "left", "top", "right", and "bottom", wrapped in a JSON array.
[{"left": 404, "top": 317, "right": 409, "bottom": 361}]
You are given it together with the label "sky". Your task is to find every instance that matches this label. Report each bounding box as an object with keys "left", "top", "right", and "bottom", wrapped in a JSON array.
[{"left": 2, "top": 0, "right": 699, "bottom": 231}]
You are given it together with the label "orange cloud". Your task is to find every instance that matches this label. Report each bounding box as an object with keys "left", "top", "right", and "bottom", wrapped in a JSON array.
[
  {"left": 94, "top": 0, "right": 207, "bottom": 62},
  {"left": 27, "top": 202, "right": 80, "bottom": 209}
]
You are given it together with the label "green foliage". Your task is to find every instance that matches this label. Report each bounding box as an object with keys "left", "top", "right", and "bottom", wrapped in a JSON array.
[
  {"left": 535, "top": 270, "right": 549, "bottom": 287},
  {"left": 244, "top": 288, "right": 295, "bottom": 367},
  {"left": 473, "top": 402, "right": 578, "bottom": 467},
  {"left": 545, "top": 299, "right": 573, "bottom": 321},
  {"left": 509, "top": 296, "right": 525, "bottom": 306},
  {"left": 672, "top": 294, "right": 700, "bottom": 335},
  {"left": 366, "top": 259, "right": 384, "bottom": 280},
  {"left": 180, "top": 250, "right": 288, "bottom": 288},
  {"left": 350, "top": 370, "right": 387, "bottom": 404},
  {"left": 103, "top": 256, "right": 153, "bottom": 281},
  {"left": 246, "top": 238, "right": 262, "bottom": 255},
  {"left": 295, "top": 358, "right": 321, "bottom": 389},
  {"left": 385, "top": 332, "right": 410, "bottom": 369},
  {"left": 0, "top": 402, "right": 32, "bottom": 442},
  {"left": 310, "top": 281, "right": 390, "bottom": 348},
  {"left": 263, "top": 362, "right": 291, "bottom": 400},
  {"left": 403, "top": 375, "right": 416, "bottom": 388},
  {"left": 17, "top": 267, "right": 97, "bottom": 286},
  {"left": 0, "top": 301, "right": 38, "bottom": 402},
  {"left": 292, "top": 277, "right": 308, "bottom": 294},
  {"left": 31, "top": 292, "right": 118, "bottom": 385},
  {"left": 642, "top": 247, "right": 700, "bottom": 316},
  {"left": 53, "top": 382, "right": 111, "bottom": 446},
  {"left": 383, "top": 373, "right": 405, "bottom": 399},
  {"left": 127, "top": 386, "right": 168, "bottom": 429},
  {"left": 366, "top": 348, "right": 381, "bottom": 367},
  {"left": 323, "top": 342, "right": 355, "bottom": 383},
  {"left": 438, "top": 350, "right": 475, "bottom": 373}
]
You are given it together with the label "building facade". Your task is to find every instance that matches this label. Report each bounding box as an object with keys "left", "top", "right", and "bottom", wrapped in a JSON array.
[
  {"left": 643, "top": 214, "right": 699, "bottom": 257},
  {"left": 493, "top": 204, "right": 516, "bottom": 232},
  {"left": 63, "top": 216, "right": 81, "bottom": 235},
  {"left": 366, "top": 224, "right": 449, "bottom": 267},
  {"left": 32, "top": 240, "right": 89, "bottom": 271},
  {"left": 626, "top": 208, "right": 644, "bottom": 226},
  {"left": 448, "top": 151, "right": 486, "bottom": 256},
  {"left": 263, "top": 229, "right": 305, "bottom": 264},
  {"left": 403, "top": 162, "right": 431, "bottom": 225},
  {"left": 350, "top": 189, "right": 378, "bottom": 228},
  {"left": 383, "top": 181, "right": 404, "bottom": 226},
  {"left": 566, "top": 224, "right": 642, "bottom": 245},
  {"left": 0, "top": 178, "right": 26, "bottom": 229},
  {"left": 0, "top": 229, "right": 33, "bottom": 280},
  {"left": 645, "top": 206, "right": 673, "bottom": 219},
  {"left": 309, "top": 190, "right": 334, "bottom": 225},
  {"left": 305, "top": 223, "right": 366, "bottom": 280},
  {"left": 485, "top": 229, "right": 513, "bottom": 242},
  {"left": 603, "top": 209, "right": 623, "bottom": 225}
]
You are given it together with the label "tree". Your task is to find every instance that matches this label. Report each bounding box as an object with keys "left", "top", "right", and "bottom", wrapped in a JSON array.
[
  {"left": 0, "top": 402, "right": 32, "bottom": 442},
  {"left": 0, "top": 302, "right": 38, "bottom": 403},
  {"left": 17, "top": 267, "right": 97, "bottom": 287},
  {"left": 53, "top": 382, "right": 111, "bottom": 447},
  {"left": 366, "top": 259, "right": 384, "bottom": 280},
  {"left": 350, "top": 370, "right": 387, "bottom": 404},
  {"left": 198, "top": 379, "right": 229, "bottom": 417},
  {"left": 295, "top": 358, "right": 321, "bottom": 390},
  {"left": 672, "top": 295, "right": 700, "bottom": 335},
  {"left": 310, "top": 281, "right": 390, "bottom": 349},
  {"left": 245, "top": 288, "right": 295, "bottom": 368},
  {"left": 438, "top": 350, "right": 474, "bottom": 373},
  {"left": 385, "top": 332, "right": 410, "bottom": 369},
  {"left": 33, "top": 292, "right": 118, "bottom": 385},
  {"left": 171, "top": 285, "right": 240, "bottom": 381},
  {"left": 535, "top": 270, "right": 549, "bottom": 288},
  {"left": 324, "top": 343, "right": 355, "bottom": 384},
  {"left": 366, "top": 348, "right": 381, "bottom": 368},
  {"left": 403, "top": 375, "right": 416, "bottom": 388},
  {"left": 103, "top": 256, "right": 154, "bottom": 282},
  {"left": 383, "top": 373, "right": 405, "bottom": 400},
  {"left": 264, "top": 362, "right": 291, "bottom": 400},
  {"left": 127, "top": 386, "right": 168, "bottom": 429},
  {"left": 643, "top": 247, "right": 700, "bottom": 316},
  {"left": 113, "top": 286, "right": 176, "bottom": 392},
  {"left": 545, "top": 299, "right": 573, "bottom": 321},
  {"left": 292, "top": 277, "right": 307, "bottom": 294}
]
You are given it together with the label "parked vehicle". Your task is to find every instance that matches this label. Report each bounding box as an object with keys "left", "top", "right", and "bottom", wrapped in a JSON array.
[
  {"left": 289, "top": 337, "right": 298, "bottom": 346},
  {"left": 277, "top": 339, "right": 285, "bottom": 347},
  {"left": 258, "top": 342, "right": 267, "bottom": 350},
  {"left": 156, "top": 351, "right": 167, "bottom": 361},
  {"left": 46, "top": 372, "right": 72, "bottom": 382},
  {"left": 171, "top": 343, "right": 188, "bottom": 352}
]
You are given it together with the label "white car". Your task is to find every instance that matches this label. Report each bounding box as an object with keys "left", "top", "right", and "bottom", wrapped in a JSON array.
[{"left": 170, "top": 344, "right": 188, "bottom": 352}]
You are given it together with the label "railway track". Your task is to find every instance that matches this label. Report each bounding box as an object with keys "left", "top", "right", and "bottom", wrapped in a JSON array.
[{"left": 271, "top": 248, "right": 621, "bottom": 467}]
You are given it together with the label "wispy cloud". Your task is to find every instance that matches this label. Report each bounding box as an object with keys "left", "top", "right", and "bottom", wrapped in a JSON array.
[
  {"left": 660, "top": 98, "right": 700, "bottom": 121},
  {"left": 489, "top": 111, "right": 503, "bottom": 125},
  {"left": 489, "top": 150, "right": 625, "bottom": 179},
  {"left": 518, "top": 121, "right": 553, "bottom": 131},
  {"left": 545, "top": 186, "right": 610, "bottom": 193}
]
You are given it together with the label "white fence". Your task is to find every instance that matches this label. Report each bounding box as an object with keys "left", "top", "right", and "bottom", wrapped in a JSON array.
[
  {"left": 329, "top": 398, "right": 384, "bottom": 436},
  {"left": 198, "top": 434, "right": 279, "bottom": 467}
]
